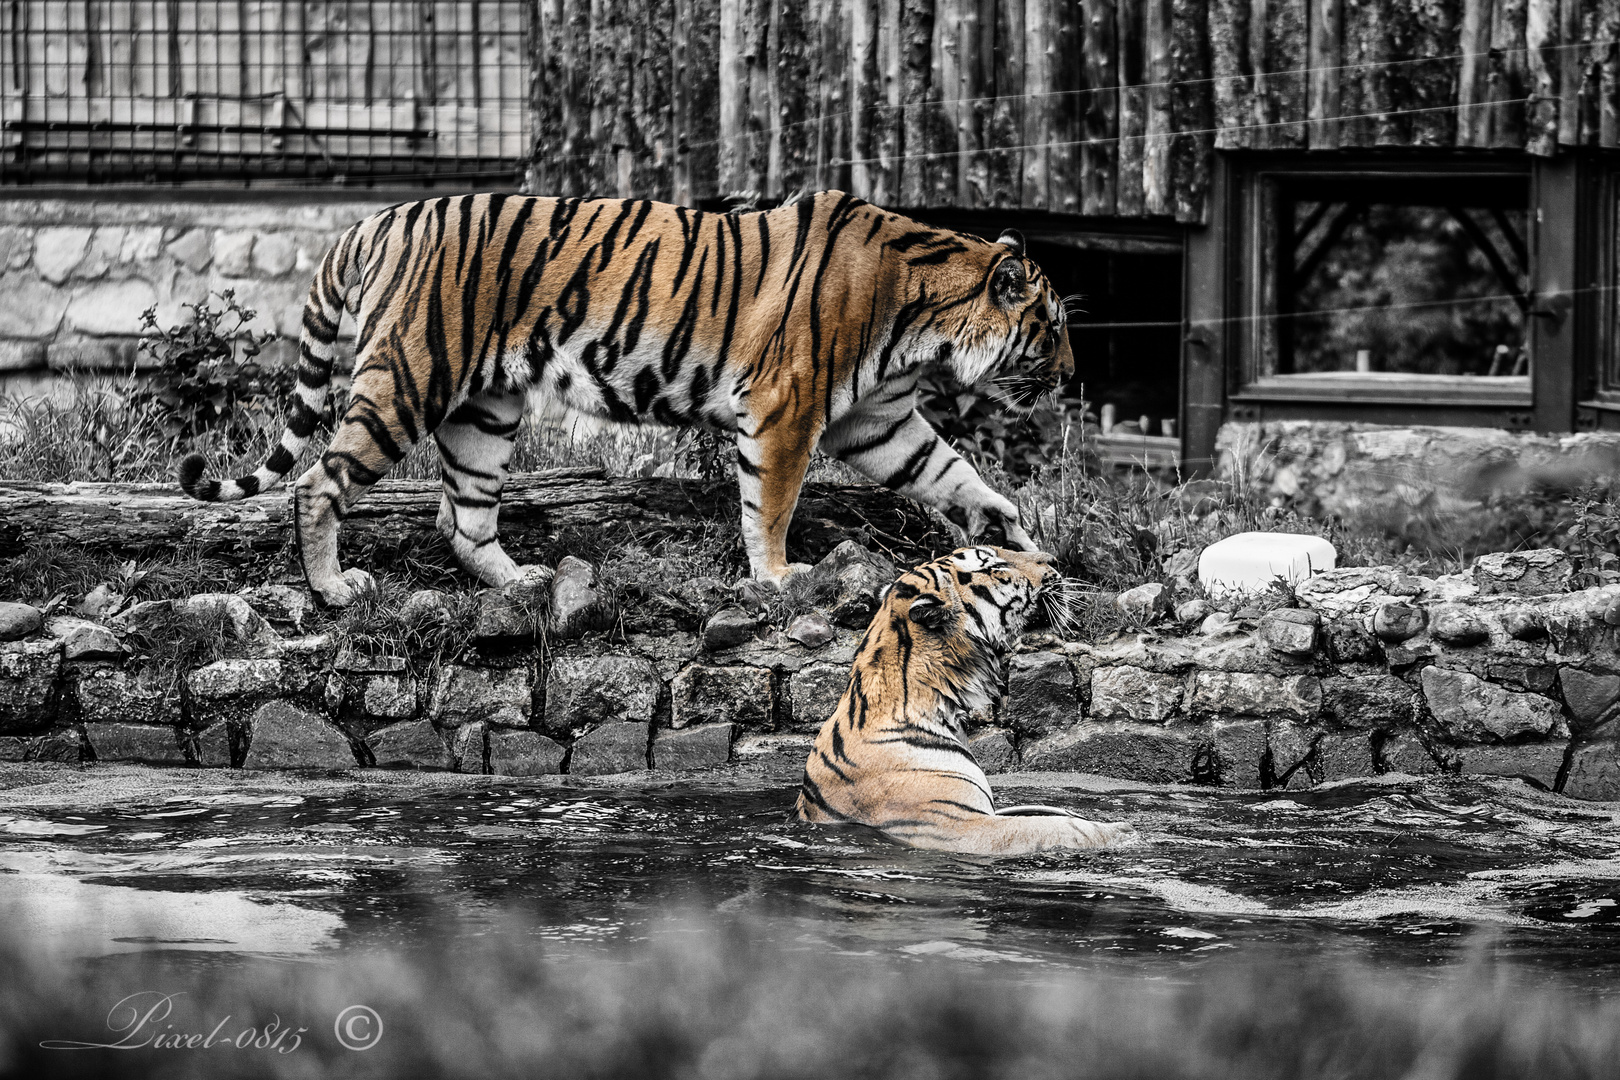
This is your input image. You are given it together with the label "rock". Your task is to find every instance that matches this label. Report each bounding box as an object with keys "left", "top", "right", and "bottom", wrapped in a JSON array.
[
  {"left": 670, "top": 577, "right": 737, "bottom": 620},
  {"left": 433, "top": 664, "right": 532, "bottom": 729},
  {"left": 0, "top": 602, "right": 43, "bottom": 642},
  {"left": 238, "top": 585, "right": 315, "bottom": 632},
  {"left": 1258, "top": 608, "right": 1320, "bottom": 657},
  {"left": 65, "top": 279, "right": 158, "bottom": 335},
  {"left": 1186, "top": 671, "right": 1321, "bottom": 720},
  {"left": 1486, "top": 661, "right": 1556, "bottom": 694},
  {"left": 473, "top": 579, "right": 549, "bottom": 642},
  {"left": 1176, "top": 599, "right": 1213, "bottom": 624},
  {"left": 733, "top": 579, "right": 777, "bottom": 615},
  {"left": 671, "top": 664, "right": 775, "bottom": 730},
  {"left": 733, "top": 734, "right": 817, "bottom": 780},
  {"left": 1380, "top": 733, "right": 1442, "bottom": 776},
  {"left": 568, "top": 721, "right": 650, "bottom": 775},
  {"left": 1005, "top": 651, "right": 1080, "bottom": 734},
  {"left": 968, "top": 728, "right": 1017, "bottom": 773},
  {"left": 1325, "top": 619, "right": 1381, "bottom": 663},
  {"left": 1081, "top": 634, "right": 1198, "bottom": 673},
  {"left": 702, "top": 607, "right": 759, "bottom": 652},
  {"left": 166, "top": 228, "right": 213, "bottom": 271},
  {"left": 1199, "top": 611, "right": 1239, "bottom": 636},
  {"left": 75, "top": 583, "right": 125, "bottom": 622},
  {"left": 1267, "top": 721, "right": 1318, "bottom": 786},
  {"left": 84, "top": 722, "right": 187, "bottom": 765},
  {"left": 1114, "top": 583, "right": 1169, "bottom": 623},
  {"left": 1382, "top": 637, "right": 1440, "bottom": 668},
  {"left": 1090, "top": 666, "right": 1184, "bottom": 722},
  {"left": 549, "top": 556, "right": 615, "bottom": 638},
  {"left": 1211, "top": 718, "right": 1266, "bottom": 787},
  {"left": 0, "top": 731, "right": 82, "bottom": 763},
  {"left": 400, "top": 589, "right": 458, "bottom": 629},
  {"left": 784, "top": 613, "right": 836, "bottom": 649},
  {"left": 46, "top": 617, "right": 120, "bottom": 661},
  {"left": 652, "top": 722, "right": 736, "bottom": 770},
  {"left": 0, "top": 640, "right": 62, "bottom": 732},
  {"left": 1560, "top": 668, "right": 1620, "bottom": 728},
  {"left": 1373, "top": 602, "right": 1427, "bottom": 642},
  {"left": 1419, "top": 667, "right": 1564, "bottom": 743},
  {"left": 453, "top": 722, "right": 488, "bottom": 774},
  {"left": 186, "top": 659, "right": 283, "bottom": 727},
  {"left": 1320, "top": 674, "right": 1418, "bottom": 729},
  {"left": 1450, "top": 742, "right": 1568, "bottom": 790},
  {"left": 784, "top": 662, "right": 848, "bottom": 732},
  {"left": 1021, "top": 721, "right": 1206, "bottom": 783},
  {"left": 240, "top": 701, "right": 357, "bottom": 769},
  {"left": 179, "top": 593, "right": 279, "bottom": 649},
  {"left": 487, "top": 728, "right": 565, "bottom": 776},
  {"left": 360, "top": 672, "right": 418, "bottom": 719},
  {"left": 796, "top": 542, "right": 897, "bottom": 629},
  {"left": 32, "top": 226, "right": 92, "bottom": 283},
  {"left": 1503, "top": 611, "right": 1550, "bottom": 641},
  {"left": 542, "top": 653, "right": 659, "bottom": 733},
  {"left": 1473, "top": 550, "right": 1573, "bottom": 597},
  {"left": 251, "top": 232, "right": 298, "bottom": 276},
  {"left": 1190, "top": 633, "right": 1309, "bottom": 676},
  {"left": 193, "top": 723, "right": 233, "bottom": 767},
  {"left": 368, "top": 719, "right": 453, "bottom": 769},
  {"left": 72, "top": 663, "right": 181, "bottom": 726},
  {"left": 1430, "top": 605, "right": 1490, "bottom": 646},
  {"left": 213, "top": 230, "right": 255, "bottom": 276},
  {"left": 1315, "top": 731, "right": 1376, "bottom": 783},
  {"left": 1562, "top": 736, "right": 1620, "bottom": 800}
]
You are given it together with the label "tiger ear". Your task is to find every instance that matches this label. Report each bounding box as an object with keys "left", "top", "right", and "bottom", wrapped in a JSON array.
[
  {"left": 992, "top": 257, "right": 1027, "bottom": 305},
  {"left": 908, "top": 594, "right": 953, "bottom": 632},
  {"left": 996, "top": 229, "right": 1025, "bottom": 257}
]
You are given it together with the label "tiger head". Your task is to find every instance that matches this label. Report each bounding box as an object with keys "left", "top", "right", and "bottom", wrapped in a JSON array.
[
  {"left": 886, "top": 546, "right": 1060, "bottom": 652},
  {"left": 942, "top": 230, "right": 1074, "bottom": 402}
]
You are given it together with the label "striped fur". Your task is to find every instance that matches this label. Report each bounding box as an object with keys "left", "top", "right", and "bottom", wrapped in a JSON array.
[
  {"left": 176, "top": 190, "right": 1074, "bottom": 607},
  {"left": 796, "top": 547, "right": 1137, "bottom": 855}
]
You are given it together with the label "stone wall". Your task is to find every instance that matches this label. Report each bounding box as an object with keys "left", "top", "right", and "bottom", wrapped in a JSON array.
[
  {"left": 2, "top": 543, "right": 1617, "bottom": 799},
  {"left": 0, "top": 195, "right": 399, "bottom": 401}
]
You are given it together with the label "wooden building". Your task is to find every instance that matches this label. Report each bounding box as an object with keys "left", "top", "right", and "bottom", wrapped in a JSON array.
[{"left": 528, "top": 0, "right": 1620, "bottom": 471}]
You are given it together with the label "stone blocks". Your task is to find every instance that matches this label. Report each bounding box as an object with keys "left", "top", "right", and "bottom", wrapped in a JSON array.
[
  {"left": 487, "top": 728, "right": 566, "bottom": 776},
  {"left": 1090, "top": 666, "right": 1183, "bottom": 722},
  {"left": 240, "top": 701, "right": 357, "bottom": 770},
  {"left": 1005, "top": 651, "right": 1079, "bottom": 733},
  {"left": 543, "top": 653, "right": 658, "bottom": 733},
  {"left": 433, "top": 664, "right": 531, "bottom": 729},
  {"left": 1022, "top": 721, "right": 1206, "bottom": 784},
  {"left": 568, "top": 722, "right": 650, "bottom": 775},
  {"left": 1419, "top": 667, "right": 1563, "bottom": 743},
  {"left": 651, "top": 723, "right": 736, "bottom": 770},
  {"left": 671, "top": 664, "right": 773, "bottom": 730}
]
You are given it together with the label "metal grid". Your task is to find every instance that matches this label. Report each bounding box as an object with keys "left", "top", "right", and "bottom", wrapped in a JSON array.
[{"left": 0, "top": 2, "right": 531, "bottom": 186}]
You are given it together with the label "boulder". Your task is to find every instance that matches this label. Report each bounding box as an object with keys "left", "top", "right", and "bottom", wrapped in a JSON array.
[
  {"left": 1090, "top": 666, "right": 1184, "bottom": 722},
  {"left": 1315, "top": 731, "right": 1377, "bottom": 783},
  {"left": 670, "top": 664, "right": 775, "bottom": 730},
  {"left": 1430, "top": 605, "right": 1489, "bottom": 647},
  {"left": 541, "top": 653, "right": 659, "bottom": 734},
  {"left": 1419, "top": 667, "right": 1563, "bottom": 743},
  {"left": 702, "top": 607, "right": 760, "bottom": 652},
  {"left": 360, "top": 672, "right": 418, "bottom": 720},
  {"left": 549, "top": 556, "right": 616, "bottom": 638},
  {"left": 84, "top": 722, "right": 187, "bottom": 764},
  {"left": 0, "top": 640, "right": 63, "bottom": 732},
  {"left": 1022, "top": 721, "right": 1206, "bottom": 783},
  {"left": 0, "top": 602, "right": 43, "bottom": 642},
  {"left": 1560, "top": 668, "right": 1620, "bottom": 728},
  {"left": 487, "top": 728, "right": 565, "bottom": 776},
  {"left": 46, "top": 617, "right": 121, "bottom": 661},
  {"left": 784, "top": 662, "right": 848, "bottom": 732},
  {"left": 368, "top": 719, "right": 453, "bottom": 769},
  {"left": 568, "top": 721, "right": 650, "bottom": 775},
  {"left": 784, "top": 613, "right": 836, "bottom": 649},
  {"left": 1473, "top": 550, "right": 1573, "bottom": 597},
  {"left": 796, "top": 542, "right": 897, "bottom": 629},
  {"left": 1257, "top": 608, "right": 1319, "bottom": 657},
  {"left": 651, "top": 722, "right": 736, "bottom": 770},
  {"left": 71, "top": 663, "right": 180, "bottom": 726},
  {"left": 1211, "top": 718, "right": 1266, "bottom": 788},
  {"left": 1380, "top": 732, "right": 1442, "bottom": 776},
  {"left": 1503, "top": 610, "right": 1550, "bottom": 642},
  {"left": 1324, "top": 619, "right": 1381, "bottom": 664},
  {"left": 186, "top": 659, "right": 283, "bottom": 728},
  {"left": 432, "top": 664, "right": 532, "bottom": 728},
  {"left": 1562, "top": 736, "right": 1620, "bottom": 800},
  {"left": 1486, "top": 661, "right": 1556, "bottom": 695},
  {"left": 240, "top": 701, "right": 358, "bottom": 770},
  {"left": 1450, "top": 742, "right": 1568, "bottom": 790},
  {"left": 1114, "top": 583, "right": 1169, "bottom": 623},
  {"left": 1186, "top": 671, "right": 1321, "bottom": 721},
  {"left": 967, "top": 728, "right": 1017, "bottom": 774},
  {"left": 1320, "top": 674, "right": 1419, "bottom": 729},
  {"left": 1373, "top": 602, "right": 1427, "bottom": 642},
  {"left": 1004, "top": 651, "right": 1080, "bottom": 734}
]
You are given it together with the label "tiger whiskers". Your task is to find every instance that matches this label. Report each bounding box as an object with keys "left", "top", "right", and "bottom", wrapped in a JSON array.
[
  {"left": 1035, "top": 577, "right": 1095, "bottom": 639},
  {"left": 987, "top": 374, "right": 1054, "bottom": 414}
]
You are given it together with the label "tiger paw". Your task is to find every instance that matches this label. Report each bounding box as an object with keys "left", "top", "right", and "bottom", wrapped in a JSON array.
[{"left": 313, "top": 568, "right": 378, "bottom": 608}]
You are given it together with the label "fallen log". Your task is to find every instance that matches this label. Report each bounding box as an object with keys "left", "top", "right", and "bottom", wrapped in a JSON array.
[{"left": 0, "top": 468, "right": 954, "bottom": 570}]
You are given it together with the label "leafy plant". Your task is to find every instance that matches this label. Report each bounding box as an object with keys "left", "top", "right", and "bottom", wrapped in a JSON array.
[
  {"left": 132, "top": 290, "right": 287, "bottom": 451},
  {"left": 1567, "top": 485, "right": 1620, "bottom": 590}
]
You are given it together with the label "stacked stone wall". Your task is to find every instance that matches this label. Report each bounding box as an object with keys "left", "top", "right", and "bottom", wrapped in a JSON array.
[{"left": 3, "top": 546, "right": 1617, "bottom": 798}]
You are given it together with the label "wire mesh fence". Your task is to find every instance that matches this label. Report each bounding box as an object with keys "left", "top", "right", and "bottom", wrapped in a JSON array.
[{"left": 0, "top": 1, "right": 531, "bottom": 186}]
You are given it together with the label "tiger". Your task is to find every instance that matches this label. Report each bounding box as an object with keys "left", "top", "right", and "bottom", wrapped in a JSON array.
[
  {"left": 795, "top": 546, "right": 1137, "bottom": 855},
  {"left": 177, "top": 190, "right": 1073, "bottom": 607}
]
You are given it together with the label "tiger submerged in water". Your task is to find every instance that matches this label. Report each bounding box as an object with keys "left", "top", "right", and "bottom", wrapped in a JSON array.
[
  {"left": 796, "top": 546, "right": 1137, "bottom": 855},
  {"left": 178, "top": 190, "right": 1072, "bottom": 606}
]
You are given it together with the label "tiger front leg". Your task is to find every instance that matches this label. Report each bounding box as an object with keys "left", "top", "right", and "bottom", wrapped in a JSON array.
[
  {"left": 735, "top": 422, "right": 816, "bottom": 585},
  {"left": 824, "top": 409, "right": 1036, "bottom": 551},
  {"left": 904, "top": 813, "right": 1138, "bottom": 856},
  {"left": 434, "top": 388, "right": 552, "bottom": 589}
]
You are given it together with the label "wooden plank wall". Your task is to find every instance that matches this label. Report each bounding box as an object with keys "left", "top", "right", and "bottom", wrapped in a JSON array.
[{"left": 530, "top": 0, "right": 1620, "bottom": 223}]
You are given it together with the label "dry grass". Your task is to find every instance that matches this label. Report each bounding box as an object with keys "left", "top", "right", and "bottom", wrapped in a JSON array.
[{"left": 0, "top": 918, "right": 1612, "bottom": 1080}]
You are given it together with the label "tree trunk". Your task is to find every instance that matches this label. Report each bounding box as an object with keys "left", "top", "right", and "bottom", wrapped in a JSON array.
[{"left": 0, "top": 472, "right": 954, "bottom": 572}]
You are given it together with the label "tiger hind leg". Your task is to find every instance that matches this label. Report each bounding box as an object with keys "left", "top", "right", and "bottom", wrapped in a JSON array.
[{"left": 433, "top": 387, "right": 549, "bottom": 588}]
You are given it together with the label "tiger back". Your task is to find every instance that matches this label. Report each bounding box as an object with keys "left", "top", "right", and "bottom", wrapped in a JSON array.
[
  {"left": 796, "top": 547, "right": 1137, "bottom": 855},
  {"left": 177, "top": 191, "right": 1074, "bottom": 608}
]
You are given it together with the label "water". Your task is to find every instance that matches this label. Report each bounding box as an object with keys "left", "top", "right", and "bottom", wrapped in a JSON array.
[{"left": 3, "top": 767, "right": 1619, "bottom": 993}]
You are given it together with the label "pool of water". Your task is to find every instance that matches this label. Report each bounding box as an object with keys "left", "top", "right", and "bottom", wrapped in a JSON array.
[{"left": 3, "top": 767, "right": 1619, "bottom": 993}]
